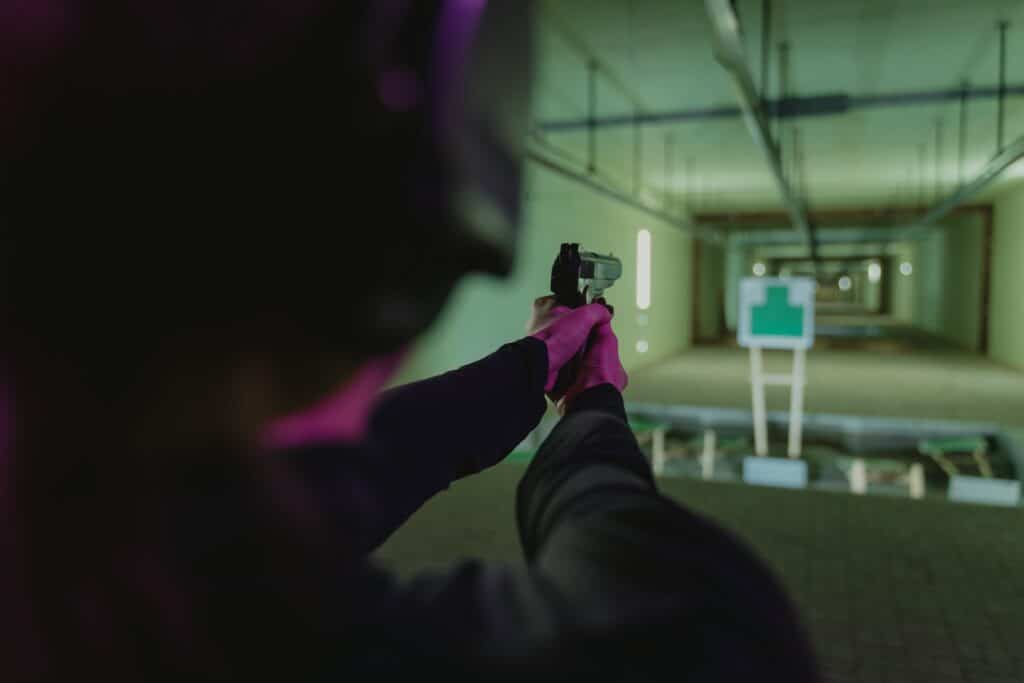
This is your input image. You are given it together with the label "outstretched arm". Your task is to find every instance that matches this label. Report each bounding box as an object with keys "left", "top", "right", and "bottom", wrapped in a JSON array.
[
  {"left": 368, "top": 336, "right": 549, "bottom": 480},
  {"left": 357, "top": 382, "right": 818, "bottom": 681},
  {"left": 368, "top": 299, "right": 611, "bottom": 478},
  {"left": 283, "top": 301, "right": 612, "bottom": 555},
  {"left": 349, "top": 323, "right": 818, "bottom": 681}
]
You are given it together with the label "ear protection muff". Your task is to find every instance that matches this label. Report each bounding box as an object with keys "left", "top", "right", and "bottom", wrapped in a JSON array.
[
  {"left": 339, "top": 0, "right": 535, "bottom": 353},
  {"left": 432, "top": 0, "right": 534, "bottom": 276},
  {"left": 362, "top": 1, "right": 532, "bottom": 268}
]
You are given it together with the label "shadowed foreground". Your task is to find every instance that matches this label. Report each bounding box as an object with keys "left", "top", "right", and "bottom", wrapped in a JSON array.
[{"left": 376, "top": 463, "right": 1024, "bottom": 683}]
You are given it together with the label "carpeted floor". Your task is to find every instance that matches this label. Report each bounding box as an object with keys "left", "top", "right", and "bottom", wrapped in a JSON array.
[
  {"left": 375, "top": 463, "right": 1024, "bottom": 683},
  {"left": 624, "top": 340, "right": 1024, "bottom": 429}
]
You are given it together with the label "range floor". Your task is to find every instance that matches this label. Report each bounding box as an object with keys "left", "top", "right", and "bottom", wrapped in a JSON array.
[
  {"left": 624, "top": 330, "right": 1024, "bottom": 429},
  {"left": 375, "top": 464, "right": 1024, "bottom": 683}
]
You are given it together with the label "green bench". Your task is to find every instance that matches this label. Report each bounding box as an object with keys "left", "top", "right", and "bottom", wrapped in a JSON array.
[{"left": 918, "top": 436, "right": 992, "bottom": 478}]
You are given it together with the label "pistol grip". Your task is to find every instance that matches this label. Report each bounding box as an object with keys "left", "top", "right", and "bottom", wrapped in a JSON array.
[
  {"left": 548, "top": 295, "right": 612, "bottom": 399},
  {"left": 550, "top": 348, "right": 583, "bottom": 400}
]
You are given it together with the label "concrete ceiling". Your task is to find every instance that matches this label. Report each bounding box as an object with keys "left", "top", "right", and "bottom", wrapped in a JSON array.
[{"left": 532, "top": 0, "right": 1024, "bottom": 216}]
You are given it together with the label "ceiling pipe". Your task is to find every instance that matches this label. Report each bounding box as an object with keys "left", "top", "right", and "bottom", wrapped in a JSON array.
[
  {"left": 760, "top": 0, "right": 772, "bottom": 100},
  {"left": 526, "top": 146, "right": 723, "bottom": 243},
  {"left": 998, "top": 21, "right": 1010, "bottom": 153},
  {"left": 895, "top": 134, "right": 1024, "bottom": 241},
  {"left": 704, "top": 0, "right": 815, "bottom": 259},
  {"left": 536, "top": 84, "right": 1024, "bottom": 133}
]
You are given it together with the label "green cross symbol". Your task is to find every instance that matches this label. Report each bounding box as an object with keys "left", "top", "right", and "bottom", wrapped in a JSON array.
[{"left": 751, "top": 286, "right": 804, "bottom": 337}]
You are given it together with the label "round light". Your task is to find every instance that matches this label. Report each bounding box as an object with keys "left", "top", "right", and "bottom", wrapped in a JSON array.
[
  {"left": 867, "top": 262, "right": 882, "bottom": 283},
  {"left": 900, "top": 261, "right": 913, "bottom": 276},
  {"left": 838, "top": 276, "right": 852, "bottom": 291},
  {"left": 636, "top": 339, "right": 649, "bottom": 353},
  {"left": 752, "top": 262, "right": 766, "bottom": 277}
]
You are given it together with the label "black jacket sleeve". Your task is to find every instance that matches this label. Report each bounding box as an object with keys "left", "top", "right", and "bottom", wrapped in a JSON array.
[
  {"left": 363, "top": 384, "right": 819, "bottom": 682},
  {"left": 283, "top": 338, "right": 550, "bottom": 556},
  {"left": 370, "top": 337, "right": 549, "bottom": 478}
]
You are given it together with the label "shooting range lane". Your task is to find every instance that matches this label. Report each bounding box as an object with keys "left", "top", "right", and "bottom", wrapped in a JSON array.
[
  {"left": 622, "top": 335, "right": 1024, "bottom": 429},
  {"left": 375, "top": 463, "right": 1024, "bottom": 681}
]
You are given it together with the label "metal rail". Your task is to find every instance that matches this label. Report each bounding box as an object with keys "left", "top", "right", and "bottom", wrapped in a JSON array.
[
  {"left": 704, "top": 0, "right": 814, "bottom": 257},
  {"left": 895, "top": 135, "right": 1024, "bottom": 240},
  {"left": 537, "top": 84, "right": 1024, "bottom": 133}
]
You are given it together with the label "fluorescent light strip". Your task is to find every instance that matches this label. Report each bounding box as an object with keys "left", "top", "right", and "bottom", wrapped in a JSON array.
[{"left": 636, "top": 229, "right": 651, "bottom": 310}]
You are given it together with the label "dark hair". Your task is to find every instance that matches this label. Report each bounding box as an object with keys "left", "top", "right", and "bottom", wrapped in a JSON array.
[{"left": 1, "top": 1, "right": 468, "bottom": 677}]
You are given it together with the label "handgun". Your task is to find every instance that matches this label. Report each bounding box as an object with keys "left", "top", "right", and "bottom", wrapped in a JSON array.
[{"left": 549, "top": 243, "right": 623, "bottom": 397}]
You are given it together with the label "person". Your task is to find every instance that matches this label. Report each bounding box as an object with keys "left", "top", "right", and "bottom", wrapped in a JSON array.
[{"left": 1, "top": 1, "right": 819, "bottom": 680}]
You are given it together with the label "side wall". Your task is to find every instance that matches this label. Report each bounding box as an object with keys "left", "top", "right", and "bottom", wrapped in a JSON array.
[
  {"left": 912, "top": 215, "right": 984, "bottom": 351},
  {"left": 990, "top": 184, "right": 1024, "bottom": 369},
  {"left": 395, "top": 164, "right": 695, "bottom": 383},
  {"left": 696, "top": 242, "right": 726, "bottom": 341}
]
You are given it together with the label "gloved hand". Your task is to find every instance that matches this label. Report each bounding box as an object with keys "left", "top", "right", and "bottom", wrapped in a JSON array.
[
  {"left": 528, "top": 296, "right": 612, "bottom": 394},
  {"left": 560, "top": 320, "right": 628, "bottom": 412}
]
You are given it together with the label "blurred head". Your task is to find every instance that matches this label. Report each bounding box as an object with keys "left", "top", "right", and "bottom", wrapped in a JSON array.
[
  {"left": 0, "top": 0, "right": 534, "bottom": 677},
  {"left": 3, "top": 0, "right": 533, "bottom": 410}
]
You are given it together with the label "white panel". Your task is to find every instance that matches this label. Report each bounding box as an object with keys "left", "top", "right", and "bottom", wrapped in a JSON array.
[
  {"left": 948, "top": 476, "right": 1021, "bottom": 507},
  {"left": 743, "top": 456, "right": 808, "bottom": 489}
]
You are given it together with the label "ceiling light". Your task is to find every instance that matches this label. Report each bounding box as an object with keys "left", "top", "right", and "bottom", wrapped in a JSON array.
[{"left": 637, "top": 229, "right": 651, "bottom": 311}]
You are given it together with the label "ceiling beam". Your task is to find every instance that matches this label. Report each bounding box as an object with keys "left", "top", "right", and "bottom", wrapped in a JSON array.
[
  {"left": 766, "top": 254, "right": 885, "bottom": 266},
  {"left": 731, "top": 227, "right": 909, "bottom": 247},
  {"left": 704, "top": 0, "right": 814, "bottom": 259},
  {"left": 697, "top": 204, "right": 989, "bottom": 228}
]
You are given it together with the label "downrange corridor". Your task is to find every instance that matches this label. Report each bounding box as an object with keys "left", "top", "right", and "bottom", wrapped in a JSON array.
[{"left": 627, "top": 328, "right": 1024, "bottom": 428}]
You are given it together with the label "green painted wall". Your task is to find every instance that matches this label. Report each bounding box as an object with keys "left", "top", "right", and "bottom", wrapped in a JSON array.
[
  {"left": 395, "top": 163, "right": 694, "bottom": 385},
  {"left": 723, "top": 243, "right": 748, "bottom": 331},
  {"left": 912, "top": 215, "right": 984, "bottom": 351},
  {"left": 696, "top": 242, "right": 725, "bottom": 341},
  {"left": 990, "top": 183, "right": 1024, "bottom": 370},
  {"left": 913, "top": 227, "right": 946, "bottom": 335}
]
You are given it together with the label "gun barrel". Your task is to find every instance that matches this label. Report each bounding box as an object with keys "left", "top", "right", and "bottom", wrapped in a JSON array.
[
  {"left": 551, "top": 243, "right": 622, "bottom": 308},
  {"left": 579, "top": 251, "right": 622, "bottom": 281},
  {"left": 578, "top": 251, "right": 621, "bottom": 303}
]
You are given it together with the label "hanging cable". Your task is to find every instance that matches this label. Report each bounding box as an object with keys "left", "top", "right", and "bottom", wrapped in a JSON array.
[
  {"left": 958, "top": 81, "right": 969, "bottom": 186},
  {"left": 997, "top": 21, "right": 1009, "bottom": 153},
  {"left": 587, "top": 59, "right": 598, "bottom": 174}
]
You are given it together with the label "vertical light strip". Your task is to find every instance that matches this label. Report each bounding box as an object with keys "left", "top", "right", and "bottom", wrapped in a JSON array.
[{"left": 636, "top": 229, "right": 651, "bottom": 310}]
